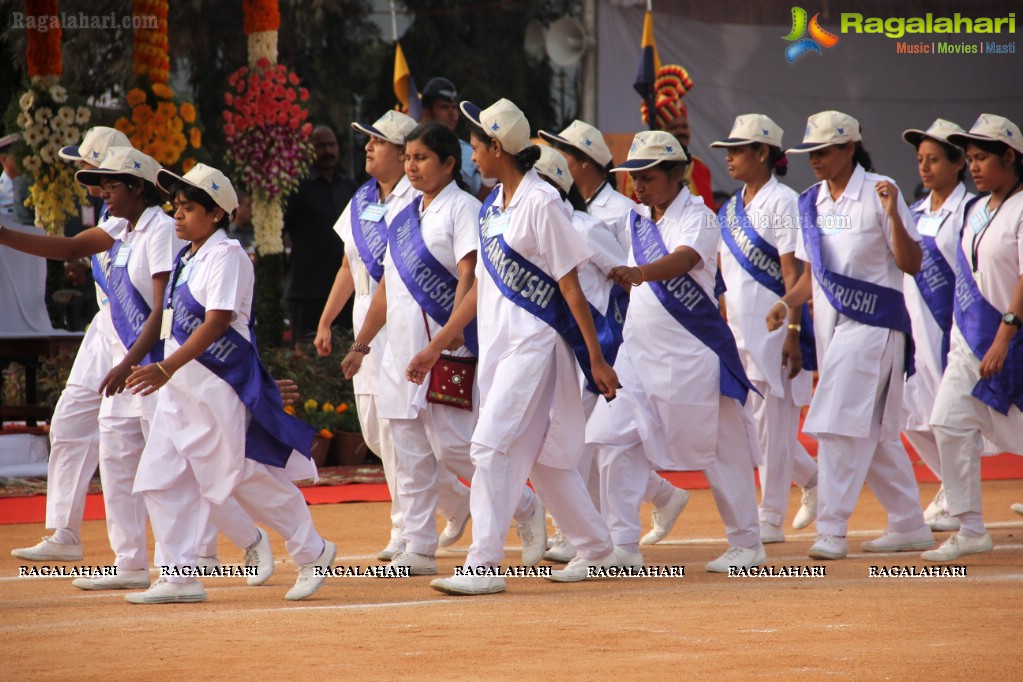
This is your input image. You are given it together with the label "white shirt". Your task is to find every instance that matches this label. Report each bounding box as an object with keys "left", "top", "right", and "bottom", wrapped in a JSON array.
[
  {"left": 474, "top": 170, "right": 592, "bottom": 467},
  {"left": 378, "top": 181, "right": 480, "bottom": 420},
  {"left": 903, "top": 182, "right": 972, "bottom": 430},
  {"left": 587, "top": 181, "right": 635, "bottom": 256},
  {"left": 719, "top": 176, "right": 811, "bottom": 403},
  {"left": 961, "top": 190, "right": 1023, "bottom": 312},
  {"left": 795, "top": 165, "right": 921, "bottom": 439},
  {"left": 570, "top": 204, "right": 627, "bottom": 313},
  {"left": 334, "top": 175, "right": 416, "bottom": 395}
]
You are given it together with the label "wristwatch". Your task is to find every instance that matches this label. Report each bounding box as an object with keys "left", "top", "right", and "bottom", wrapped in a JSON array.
[{"left": 1003, "top": 312, "right": 1022, "bottom": 328}]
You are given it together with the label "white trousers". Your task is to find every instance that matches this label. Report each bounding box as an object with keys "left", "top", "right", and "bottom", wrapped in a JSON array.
[
  {"left": 750, "top": 379, "right": 818, "bottom": 526},
  {"left": 814, "top": 336, "right": 925, "bottom": 536},
  {"left": 143, "top": 458, "right": 323, "bottom": 584},
  {"left": 46, "top": 383, "right": 101, "bottom": 537},
  {"left": 902, "top": 429, "right": 942, "bottom": 480},
  {"left": 356, "top": 394, "right": 401, "bottom": 539},
  {"left": 389, "top": 406, "right": 495, "bottom": 556},
  {"left": 98, "top": 415, "right": 150, "bottom": 571},
  {"left": 597, "top": 396, "right": 761, "bottom": 548},
  {"left": 464, "top": 357, "right": 611, "bottom": 567}
]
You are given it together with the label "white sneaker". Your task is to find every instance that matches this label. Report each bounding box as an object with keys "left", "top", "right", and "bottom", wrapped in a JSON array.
[
  {"left": 861, "top": 526, "right": 935, "bottom": 553},
  {"left": 285, "top": 540, "right": 337, "bottom": 601},
  {"left": 921, "top": 533, "right": 993, "bottom": 561},
  {"left": 73, "top": 569, "right": 149, "bottom": 591},
  {"left": 517, "top": 500, "right": 547, "bottom": 566},
  {"left": 706, "top": 545, "right": 767, "bottom": 573},
  {"left": 389, "top": 551, "right": 437, "bottom": 576},
  {"left": 640, "top": 487, "right": 690, "bottom": 545},
  {"left": 923, "top": 485, "right": 947, "bottom": 524},
  {"left": 125, "top": 577, "right": 206, "bottom": 604},
  {"left": 377, "top": 537, "right": 406, "bottom": 562},
  {"left": 546, "top": 548, "right": 619, "bottom": 583},
  {"left": 760, "top": 521, "right": 786, "bottom": 544},
  {"left": 439, "top": 501, "right": 471, "bottom": 548},
  {"left": 927, "top": 509, "right": 961, "bottom": 532},
  {"left": 612, "top": 546, "right": 644, "bottom": 568},
  {"left": 430, "top": 573, "right": 507, "bottom": 595},
  {"left": 808, "top": 534, "right": 847, "bottom": 560},
  {"left": 542, "top": 529, "right": 577, "bottom": 563},
  {"left": 1011, "top": 503, "right": 1023, "bottom": 516},
  {"left": 244, "top": 528, "right": 274, "bottom": 586},
  {"left": 792, "top": 486, "right": 817, "bottom": 530},
  {"left": 11, "top": 536, "right": 83, "bottom": 562}
]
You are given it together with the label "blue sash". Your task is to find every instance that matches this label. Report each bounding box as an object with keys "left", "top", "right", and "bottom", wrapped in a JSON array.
[
  {"left": 952, "top": 198, "right": 1023, "bottom": 415},
  {"left": 798, "top": 185, "right": 915, "bottom": 376},
  {"left": 389, "top": 197, "right": 479, "bottom": 355},
  {"left": 349, "top": 180, "right": 388, "bottom": 282},
  {"left": 718, "top": 192, "right": 817, "bottom": 371},
  {"left": 606, "top": 283, "right": 629, "bottom": 347},
  {"left": 630, "top": 210, "right": 757, "bottom": 404},
  {"left": 478, "top": 189, "right": 618, "bottom": 394},
  {"left": 169, "top": 251, "right": 316, "bottom": 467},
  {"left": 104, "top": 240, "right": 164, "bottom": 364},
  {"left": 909, "top": 199, "right": 955, "bottom": 371}
]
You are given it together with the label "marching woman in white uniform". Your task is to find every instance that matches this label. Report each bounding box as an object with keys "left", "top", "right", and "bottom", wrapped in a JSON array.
[
  {"left": 341, "top": 121, "right": 543, "bottom": 575},
  {"left": 900, "top": 119, "right": 974, "bottom": 532},
  {"left": 589, "top": 131, "right": 766, "bottom": 573},
  {"left": 530, "top": 145, "right": 629, "bottom": 563},
  {"left": 124, "top": 164, "right": 335, "bottom": 604},
  {"left": 9, "top": 127, "right": 130, "bottom": 563},
  {"left": 316, "top": 111, "right": 470, "bottom": 561},
  {"left": 711, "top": 115, "right": 819, "bottom": 543},
  {"left": 769, "top": 111, "right": 934, "bottom": 559},
  {"left": 407, "top": 99, "right": 621, "bottom": 594},
  {"left": 539, "top": 121, "right": 691, "bottom": 549},
  {"left": 922, "top": 114, "right": 1023, "bottom": 561},
  {"left": 1, "top": 147, "right": 175, "bottom": 589}
]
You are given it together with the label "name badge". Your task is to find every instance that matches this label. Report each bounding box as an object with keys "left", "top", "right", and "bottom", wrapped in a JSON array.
[
  {"left": 113, "top": 244, "right": 132, "bottom": 268},
  {"left": 486, "top": 212, "right": 511, "bottom": 238},
  {"left": 359, "top": 203, "right": 388, "bottom": 223},
  {"left": 160, "top": 308, "right": 173, "bottom": 340},
  {"left": 177, "top": 260, "right": 192, "bottom": 284},
  {"left": 81, "top": 204, "right": 96, "bottom": 227},
  {"left": 968, "top": 206, "right": 991, "bottom": 235},
  {"left": 915, "top": 214, "right": 944, "bottom": 237}
]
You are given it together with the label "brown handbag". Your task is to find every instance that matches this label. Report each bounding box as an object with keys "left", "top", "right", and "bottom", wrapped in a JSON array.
[{"left": 422, "top": 310, "right": 476, "bottom": 411}]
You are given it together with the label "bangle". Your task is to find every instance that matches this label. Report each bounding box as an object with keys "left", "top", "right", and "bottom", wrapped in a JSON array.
[
  {"left": 155, "top": 362, "right": 172, "bottom": 379},
  {"left": 634, "top": 265, "right": 647, "bottom": 287},
  {"left": 349, "top": 342, "right": 371, "bottom": 355},
  {"left": 787, "top": 323, "right": 801, "bottom": 332},
  {"left": 773, "top": 299, "right": 790, "bottom": 314}
]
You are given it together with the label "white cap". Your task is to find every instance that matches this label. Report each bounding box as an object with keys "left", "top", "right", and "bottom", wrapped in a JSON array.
[
  {"left": 59, "top": 126, "right": 131, "bottom": 163},
  {"left": 538, "top": 120, "right": 612, "bottom": 167},
  {"left": 74, "top": 146, "right": 160, "bottom": 186},
  {"left": 157, "top": 163, "right": 239, "bottom": 215},
  {"left": 947, "top": 113, "right": 1023, "bottom": 155},
  {"left": 351, "top": 110, "right": 417, "bottom": 146},
  {"left": 710, "top": 114, "right": 784, "bottom": 149},
  {"left": 902, "top": 119, "right": 966, "bottom": 149},
  {"left": 611, "top": 131, "right": 688, "bottom": 172},
  {"left": 787, "top": 111, "right": 862, "bottom": 153},
  {"left": 0, "top": 133, "right": 20, "bottom": 152},
  {"left": 535, "top": 145, "right": 573, "bottom": 195},
  {"left": 460, "top": 98, "right": 532, "bottom": 155}
]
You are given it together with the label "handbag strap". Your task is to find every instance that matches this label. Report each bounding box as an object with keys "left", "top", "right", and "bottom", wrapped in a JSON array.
[{"left": 421, "top": 308, "right": 432, "bottom": 342}]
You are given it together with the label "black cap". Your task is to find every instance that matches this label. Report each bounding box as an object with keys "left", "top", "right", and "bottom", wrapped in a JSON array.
[{"left": 422, "top": 77, "right": 457, "bottom": 103}]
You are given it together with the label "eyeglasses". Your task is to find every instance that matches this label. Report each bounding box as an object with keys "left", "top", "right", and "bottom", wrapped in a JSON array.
[{"left": 99, "top": 182, "right": 126, "bottom": 194}]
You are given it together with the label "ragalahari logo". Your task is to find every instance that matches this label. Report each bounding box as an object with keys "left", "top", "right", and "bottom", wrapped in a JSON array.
[{"left": 783, "top": 7, "right": 840, "bottom": 62}]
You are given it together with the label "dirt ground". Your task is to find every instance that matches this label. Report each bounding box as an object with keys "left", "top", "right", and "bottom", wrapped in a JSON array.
[{"left": 1, "top": 479, "right": 1021, "bottom": 681}]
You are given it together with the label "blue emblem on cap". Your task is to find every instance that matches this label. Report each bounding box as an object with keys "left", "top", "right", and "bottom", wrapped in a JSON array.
[
  {"left": 762, "top": 128, "right": 769, "bottom": 136},
  {"left": 665, "top": 145, "right": 674, "bottom": 153},
  {"left": 836, "top": 127, "right": 845, "bottom": 135},
  {"left": 133, "top": 161, "right": 142, "bottom": 170},
  {"left": 91, "top": 150, "right": 100, "bottom": 159},
  {"left": 490, "top": 121, "right": 500, "bottom": 132},
  {"left": 1007, "top": 128, "right": 1014, "bottom": 138},
  {"left": 805, "top": 124, "right": 812, "bottom": 136},
  {"left": 211, "top": 181, "right": 220, "bottom": 191},
  {"left": 556, "top": 167, "right": 563, "bottom": 176},
  {"left": 584, "top": 137, "right": 593, "bottom": 147}
]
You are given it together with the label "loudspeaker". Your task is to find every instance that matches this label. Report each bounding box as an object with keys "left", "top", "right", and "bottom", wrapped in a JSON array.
[{"left": 545, "top": 17, "right": 590, "bottom": 67}]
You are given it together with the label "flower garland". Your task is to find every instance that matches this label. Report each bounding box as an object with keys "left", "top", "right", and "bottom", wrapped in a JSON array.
[
  {"left": 12, "top": 0, "right": 90, "bottom": 234},
  {"left": 116, "top": 0, "right": 201, "bottom": 170},
  {"left": 244, "top": 0, "right": 280, "bottom": 66}
]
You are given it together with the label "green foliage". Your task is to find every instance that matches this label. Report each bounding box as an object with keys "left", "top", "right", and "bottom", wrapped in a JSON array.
[{"left": 253, "top": 252, "right": 285, "bottom": 349}]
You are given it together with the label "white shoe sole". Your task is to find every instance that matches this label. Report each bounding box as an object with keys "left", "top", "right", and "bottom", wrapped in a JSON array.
[
  {"left": 808, "top": 546, "right": 846, "bottom": 560},
  {"left": 439, "top": 512, "right": 471, "bottom": 548},
  {"left": 73, "top": 578, "right": 150, "bottom": 591},
  {"left": 125, "top": 591, "right": 206, "bottom": 604},
  {"left": 11, "top": 548, "right": 83, "bottom": 562},
  {"left": 861, "top": 539, "right": 935, "bottom": 553},
  {"left": 429, "top": 578, "right": 506, "bottom": 595}
]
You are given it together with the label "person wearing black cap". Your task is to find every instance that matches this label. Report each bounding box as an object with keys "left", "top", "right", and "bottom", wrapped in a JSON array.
[{"left": 421, "top": 77, "right": 482, "bottom": 198}]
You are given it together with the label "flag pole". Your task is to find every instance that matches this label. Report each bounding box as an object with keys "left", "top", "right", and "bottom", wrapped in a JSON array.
[{"left": 389, "top": 0, "right": 399, "bottom": 43}]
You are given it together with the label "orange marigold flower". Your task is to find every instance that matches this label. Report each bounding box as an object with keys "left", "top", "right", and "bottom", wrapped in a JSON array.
[
  {"left": 318, "top": 429, "right": 334, "bottom": 439},
  {"left": 126, "top": 88, "right": 147, "bottom": 106},
  {"left": 284, "top": 405, "right": 296, "bottom": 415},
  {"left": 179, "top": 102, "right": 196, "bottom": 123},
  {"left": 189, "top": 128, "right": 201, "bottom": 149}
]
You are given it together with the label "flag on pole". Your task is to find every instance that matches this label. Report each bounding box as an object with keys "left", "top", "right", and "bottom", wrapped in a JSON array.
[
  {"left": 633, "top": 7, "right": 661, "bottom": 130},
  {"left": 393, "top": 42, "right": 422, "bottom": 122}
]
